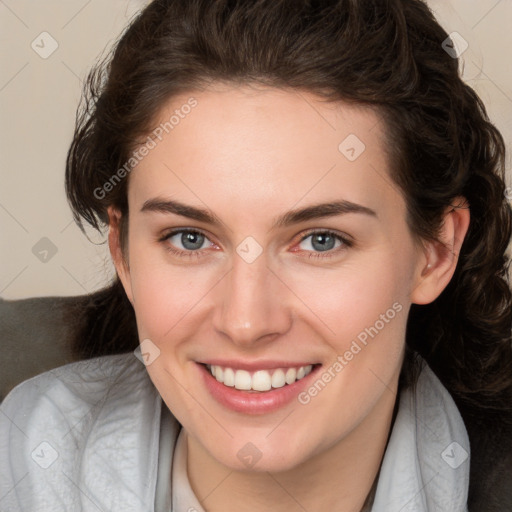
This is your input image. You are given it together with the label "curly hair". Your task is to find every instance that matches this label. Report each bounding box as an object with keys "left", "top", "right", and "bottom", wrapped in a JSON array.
[{"left": 65, "top": 0, "right": 512, "bottom": 421}]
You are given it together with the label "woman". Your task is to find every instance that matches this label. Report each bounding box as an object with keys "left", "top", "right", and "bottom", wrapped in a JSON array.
[{"left": 1, "top": 0, "right": 511, "bottom": 510}]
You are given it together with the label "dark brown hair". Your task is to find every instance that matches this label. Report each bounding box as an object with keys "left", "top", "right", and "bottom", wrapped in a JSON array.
[{"left": 66, "top": 0, "right": 512, "bottom": 421}]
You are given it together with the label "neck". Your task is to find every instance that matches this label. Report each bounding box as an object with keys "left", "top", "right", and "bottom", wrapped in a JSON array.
[{"left": 186, "top": 378, "right": 401, "bottom": 512}]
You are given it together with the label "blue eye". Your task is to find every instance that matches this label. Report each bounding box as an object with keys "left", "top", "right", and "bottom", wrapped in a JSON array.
[
  {"left": 159, "top": 229, "right": 213, "bottom": 259},
  {"left": 296, "top": 230, "right": 352, "bottom": 259},
  {"left": 159, "top": 228, "right": 352, "bottom": 260}
]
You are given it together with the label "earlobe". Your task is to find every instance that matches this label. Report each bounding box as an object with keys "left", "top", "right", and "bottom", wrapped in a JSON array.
[
  {"left": 107, "top": 206, "right": 134, "bottom": 304},
  {"left": 411, "top": 197, "right": 470, "bottom": 305}
]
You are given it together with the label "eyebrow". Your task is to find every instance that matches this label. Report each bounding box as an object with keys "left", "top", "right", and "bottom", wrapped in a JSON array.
[{"left": 140, "top": 197, "right": 377, "bottom": 229}]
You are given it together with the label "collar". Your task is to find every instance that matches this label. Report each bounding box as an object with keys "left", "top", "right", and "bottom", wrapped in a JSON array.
[{"left": 370, "top": 357, "right": 470, "bottom": 511}]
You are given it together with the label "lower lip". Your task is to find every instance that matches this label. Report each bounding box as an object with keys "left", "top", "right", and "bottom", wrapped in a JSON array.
[{"left": 197, "top": 363, "right": 321, "bottom": 415}]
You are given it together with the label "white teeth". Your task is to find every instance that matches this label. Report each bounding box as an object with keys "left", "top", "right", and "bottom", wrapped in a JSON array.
[
  {"left": 223, "top": 367, "right": 235, "bottom": 387},
  {"left": 214, "top": 366, "right": 224, "bottom": 383},
  {"left": 285, "top": 367, "right": 297, "bottom": 385},
  {"left": 207, "top": 364, "right": 315, "bottom": 392},
  {"left": 234, "top": 370, "right": 252, "bottom": 390},
  {"left": 252, "top": 370, "right": 272, "bottom": 391},
  {"left": 271, "top": 369, "right": 286, "bottom": 388}
]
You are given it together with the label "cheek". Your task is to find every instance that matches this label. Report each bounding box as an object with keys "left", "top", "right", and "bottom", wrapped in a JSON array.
[
  {"left": 126, "top": 239, "right": 225, "bottom": 356},
  {"left": 131, "top": 267, "right": 203, "bottom": 338},
  {"left": 290, "top": 260, "right": 410, "bottom": 445},
  {"left": 281, "top": 252, "right": 412, "bottom": 347}
]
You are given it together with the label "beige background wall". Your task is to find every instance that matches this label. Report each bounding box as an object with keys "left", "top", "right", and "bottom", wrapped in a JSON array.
[{"left": 1, "top": 0, "right": 511, "bottom": 299}]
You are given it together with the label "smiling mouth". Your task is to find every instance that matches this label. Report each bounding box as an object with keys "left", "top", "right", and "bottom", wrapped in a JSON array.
[{"left": 204, "top": 363, "right": 318, "bottom": 392}]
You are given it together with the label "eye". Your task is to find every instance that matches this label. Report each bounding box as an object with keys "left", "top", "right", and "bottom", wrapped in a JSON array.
[
  {"left": 159, "top": 229, "right": 215, "bottom": 259},
  {"left": 159, "top": 228, "right": 353, "bottom": 260},
  {"left": 295, "top": 230, "right": 353, "bottom": 259}
]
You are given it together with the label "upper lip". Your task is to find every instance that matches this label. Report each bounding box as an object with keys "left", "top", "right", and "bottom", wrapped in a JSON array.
[{"left": 199, "top": 360, "right": 319, "bottom": 371}]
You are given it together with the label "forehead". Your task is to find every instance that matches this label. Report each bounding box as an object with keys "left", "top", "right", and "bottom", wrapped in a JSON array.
[{"left": 127, "top": 84, "right": 403, "bottom": 222}]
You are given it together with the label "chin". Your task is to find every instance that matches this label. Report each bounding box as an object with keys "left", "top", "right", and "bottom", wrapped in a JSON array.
[
  {"left": 223, "top": 449, "right": 307, "bottom": 474},
  {"left": 202, "top": 430, "right": 319, "bottom": 474}
]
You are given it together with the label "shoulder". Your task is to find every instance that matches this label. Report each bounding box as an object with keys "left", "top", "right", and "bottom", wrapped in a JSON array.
[
  {"left": 417, "top": 358, "right": 512, "bottom": 512},
  {"left": 1, "top": 352, "right": 151, "bottom": 423},
  {"left": 0, "top": 353, "right": 164, "bottom": 511}
]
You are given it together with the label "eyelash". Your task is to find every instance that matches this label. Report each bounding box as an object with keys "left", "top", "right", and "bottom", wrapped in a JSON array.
[{"left": 158, "top": 228, "right": 353, "bottom": 260}]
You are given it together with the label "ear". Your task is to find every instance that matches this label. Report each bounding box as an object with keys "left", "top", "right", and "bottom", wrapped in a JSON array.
[
  {"left": 107, "top": 206, "right": 134, "bottom": 304},
  {"left": 411, "top": 197, "right": 470, "bottom": 305}
]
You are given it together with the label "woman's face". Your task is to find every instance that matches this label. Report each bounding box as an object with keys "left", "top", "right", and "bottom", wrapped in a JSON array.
[{"left": 110, "top": 84, "right": 435, "bottom": 472}]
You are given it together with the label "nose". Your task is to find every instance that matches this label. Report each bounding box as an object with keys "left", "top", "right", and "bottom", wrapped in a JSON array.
[{"left": 212, "top": 251, "right": 292, "bottom": 348}]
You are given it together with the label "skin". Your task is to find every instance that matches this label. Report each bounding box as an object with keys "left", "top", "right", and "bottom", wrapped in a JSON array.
[{"left": 108, "top": 84, "right": 470, "bottom": 512}]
